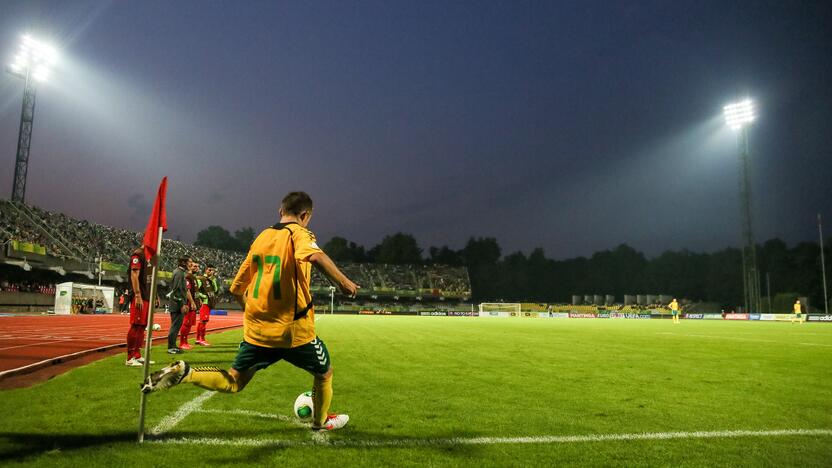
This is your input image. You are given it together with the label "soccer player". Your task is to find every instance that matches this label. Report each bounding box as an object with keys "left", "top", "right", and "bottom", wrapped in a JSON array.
[
  {"left": 194, "top": 264, "right": 218, "bottom": 346},
  {"left": 178, "top": 260, "right": 201, "bottom": 350},
  {"left": 125, "top": 247, "right": 154, "bottom": 367},
  {"left": 144, "top": 191, "right": 359, "bottom": 432},
  {"left": 167, "top": 256, "right": 196, "bottom": 354},
  {"left": 118, "top": 289, "right": 129, "bottom": 314},
  {"left": 792, "top": 299, "right": 803, "bottom": 324},
  {"left": 669, "top": 298, "right": 680, "bottom": 324}
]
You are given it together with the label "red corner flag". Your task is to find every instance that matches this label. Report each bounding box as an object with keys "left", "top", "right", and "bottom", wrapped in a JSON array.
[
  {"left": 137, "top": 176, "right": 168, "bottom": 443},
  {"left": 142, "top": 177, "right": 168, "bottom": 260}
]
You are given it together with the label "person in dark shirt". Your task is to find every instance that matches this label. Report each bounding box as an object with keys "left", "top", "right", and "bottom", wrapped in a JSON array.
[{"left": 168, "top": 256, "right": 196, "bottom": 354}]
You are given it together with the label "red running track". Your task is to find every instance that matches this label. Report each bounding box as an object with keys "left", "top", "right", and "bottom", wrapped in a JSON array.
[{"left": 0, "top": 312, "right": 243, "bottom": 378}]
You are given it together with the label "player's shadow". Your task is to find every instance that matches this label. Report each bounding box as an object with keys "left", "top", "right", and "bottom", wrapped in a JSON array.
[
  {"left": 0, "top": 427, "right": 300, "bottom": 463},
  {"left": 0, "top": 431, "right": 135, "bottom": 462}
]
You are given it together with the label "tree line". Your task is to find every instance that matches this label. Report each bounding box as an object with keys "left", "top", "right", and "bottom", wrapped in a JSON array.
[{"left": 195, "top": 226, "right": 830, "bottom": 309}]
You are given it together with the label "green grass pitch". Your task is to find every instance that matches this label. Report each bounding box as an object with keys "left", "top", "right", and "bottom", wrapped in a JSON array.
[{"left": 1, "top": 316, "right": 830, "bottom": 466}]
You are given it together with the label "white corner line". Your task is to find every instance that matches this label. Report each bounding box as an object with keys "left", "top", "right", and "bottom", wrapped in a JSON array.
[
  {"left": 150, "top": 390, "right": 216, "bottom": 436},
  {"left": 149, "top": 428, "right": 832, "bottom": 448}
]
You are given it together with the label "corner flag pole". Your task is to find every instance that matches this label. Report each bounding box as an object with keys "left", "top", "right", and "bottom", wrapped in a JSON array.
[
  {"left": 138, "top": 226, "right": 164, "bottom": 443},
  {"left": 136, "top": 176, "right": 168, "bottom": 443}
]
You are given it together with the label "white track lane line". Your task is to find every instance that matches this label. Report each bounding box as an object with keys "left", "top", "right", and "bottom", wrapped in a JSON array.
[
  {"left": 150, "top": 428, "right": 832, "bottom": 447},
  {"left": 0, "top": 340, "right": 69, "bottom": 352}
]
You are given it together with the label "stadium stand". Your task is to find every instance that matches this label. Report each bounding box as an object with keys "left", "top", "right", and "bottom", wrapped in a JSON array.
[{"left": 0, "top": 200, "right": 472, "bottom": 301}]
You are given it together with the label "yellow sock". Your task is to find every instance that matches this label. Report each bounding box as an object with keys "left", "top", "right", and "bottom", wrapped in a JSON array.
[
  {"left": 312, "top": 374, "right": 333, "bottom": 427},
  {"left": 183, "top": 366, "right": 239, "bottom": 393}
]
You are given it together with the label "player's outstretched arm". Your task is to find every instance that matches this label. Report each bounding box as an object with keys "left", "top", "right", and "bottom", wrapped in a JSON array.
[{"left": 309, "top": 252, "right": 359, "bottom": 296}]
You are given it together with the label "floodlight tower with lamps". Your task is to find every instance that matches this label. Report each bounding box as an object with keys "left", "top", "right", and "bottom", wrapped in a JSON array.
[
  {"left": 7, "top": 34, "right": 57, "bottom": 203},
  {"left": 723, "top": 99, "right": 762, "bottom": 314}
]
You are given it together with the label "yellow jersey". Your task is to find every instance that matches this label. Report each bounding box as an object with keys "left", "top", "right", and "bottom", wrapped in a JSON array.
[
  {"left": 669, "top": 301, "right": 679, "bottom": 311},
  {"left": 229, "top": 222, "right": 323, "bottom": 348},
  {"left": 793, "top": 303, "right": 802, "bottom": 314}
]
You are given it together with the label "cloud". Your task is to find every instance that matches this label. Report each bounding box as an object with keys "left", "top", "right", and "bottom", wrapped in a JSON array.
[
  {"left": 204, "top": 183, "right": 232, "bottom": 204},
  {"left": 127, "top": 193, "right": 151, "bottom": 226}
]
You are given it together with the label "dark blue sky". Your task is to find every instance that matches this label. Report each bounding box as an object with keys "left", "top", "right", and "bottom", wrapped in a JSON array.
[{"left": 1, "top": 1, "right": 830, "bottom": 259}]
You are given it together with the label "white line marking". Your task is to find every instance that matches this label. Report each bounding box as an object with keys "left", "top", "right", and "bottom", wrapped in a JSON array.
[
  {"left": 150, "top": 428, "right": 832, "bottom": 447},
  {"left": 311, "top": 430, "right": 330, "bottom": 444},
  {"left": 150, "top": 391, "right": 215, "bottom": 435},
  {"left": 195, "top": 408, "right": 309, "bottom": 427},
  {"left": 0, "top": 340, "right": 69, "bottom": 352},
  {"left": 195, "top": 408, "right": 323, "bottom": 442}
]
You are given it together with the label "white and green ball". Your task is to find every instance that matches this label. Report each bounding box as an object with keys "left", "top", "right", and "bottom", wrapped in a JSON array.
[{"left": 293, "top": 391, "right": 313, "bottom": 420}]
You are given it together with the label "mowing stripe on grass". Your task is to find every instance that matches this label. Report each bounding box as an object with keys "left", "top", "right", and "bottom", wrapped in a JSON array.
[
  {"left": 150, "top": 390, "right": 215, "bottom": 435},
  {"left": 150, "top": 428, "right": 832, "bottom": 447},
  {"left": 656, "top": 332, "right": 832, "bottom": 347}
]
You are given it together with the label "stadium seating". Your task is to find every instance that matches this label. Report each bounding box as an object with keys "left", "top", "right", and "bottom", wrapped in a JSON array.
[{"left": 0, "top": 200, "right": 471, "bottom": 299}]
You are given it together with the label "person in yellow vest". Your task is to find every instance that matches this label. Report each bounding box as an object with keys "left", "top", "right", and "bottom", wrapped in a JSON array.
[
  {"left": 792, "top": 299, "right": 803, "bottom": 324},
  {"left": 143, "top": 191, "right": 359, "bottom": 432},
  {"left": 669, "top": 298, "right": 681, "bottom": 324}
]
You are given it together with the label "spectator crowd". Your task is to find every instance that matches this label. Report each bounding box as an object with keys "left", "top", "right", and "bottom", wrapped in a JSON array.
[{"left": 1, "top": 200, "right": 471, "bottom": 298}]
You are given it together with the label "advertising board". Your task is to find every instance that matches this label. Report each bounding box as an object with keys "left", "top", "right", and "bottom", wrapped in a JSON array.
[
  {"left": 610, "top": 313, "right": 652, "bottom": 319},
  {"left": 448, "top": 311, "right": 478, "bottom": 317},
  {"left": 724, "top": 313, "right": 749, "bottom": 320},
  {"left": 479, "top": 311, "right": 510, "bottom": 318}
]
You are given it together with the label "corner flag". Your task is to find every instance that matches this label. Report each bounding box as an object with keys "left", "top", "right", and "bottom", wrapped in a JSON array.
[
  {"left": 137, "top": 177, "right": 168, "bottom": 443},
  {"left": 142, "top": 177, "right": 168, "bottom": 261}
]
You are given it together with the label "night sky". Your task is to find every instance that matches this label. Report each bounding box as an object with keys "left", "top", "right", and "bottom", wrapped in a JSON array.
[{"left": 1, "top": 1, "right": 830, "bottom": 259}]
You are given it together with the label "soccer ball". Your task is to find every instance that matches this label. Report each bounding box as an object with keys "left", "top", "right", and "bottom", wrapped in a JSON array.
[
  {"left": 152, "top": 323, "right": 161, "bottom": 331},
  {"left": 293, "top": 391, "right": 314, "bottom": 420}
]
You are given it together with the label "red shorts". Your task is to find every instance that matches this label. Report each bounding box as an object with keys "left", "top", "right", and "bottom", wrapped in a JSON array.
[
  {"left": 129, "top": 298, "right": 150, "bottom": 326},
  {"left": 199, "top": 304, "right": 211, "bottom": 322}
]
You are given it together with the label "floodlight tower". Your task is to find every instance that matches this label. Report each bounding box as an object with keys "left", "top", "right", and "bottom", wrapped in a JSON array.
[
  {"left": 7, "top": 34, "right": 57, "bottom": 203},
  {"left": 723, "top": 99, "right": 762, "bottom": 314}
]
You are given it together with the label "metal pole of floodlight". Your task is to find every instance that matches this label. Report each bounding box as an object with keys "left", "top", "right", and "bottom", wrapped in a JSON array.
[
  {"left": 7, "top": 34, "right": 58, "bottom": 203},
  {"left": 723, "top": 99, "right": 762, "bottom": 315},
  {"left": 819, "top": 214, "right": 829, "bottom": 316}
]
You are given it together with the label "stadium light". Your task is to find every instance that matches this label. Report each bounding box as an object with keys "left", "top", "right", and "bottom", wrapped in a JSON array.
[
  {"left": 6, "top": 33, "right": 58, "bottom": 203},
  {"left": 723, "top": 99, "right": 755, "bottom": 130},
  {"left": 9, "top": 34, "right": 57, "bottom": 82},
  {"left": 724, "top": 97, "right": 762, "bottom": 315}
]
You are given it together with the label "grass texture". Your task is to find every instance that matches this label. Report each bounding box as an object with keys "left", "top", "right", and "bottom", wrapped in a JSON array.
[{"left": 1, "top": 315, "right": 830, "bottom": 466}]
